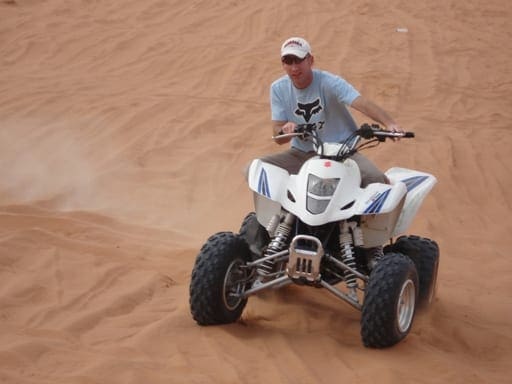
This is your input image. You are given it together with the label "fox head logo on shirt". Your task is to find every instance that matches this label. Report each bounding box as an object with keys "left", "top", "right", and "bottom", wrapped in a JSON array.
[{"left": 295, "top": 98, "right": 323, "bottom": 122}]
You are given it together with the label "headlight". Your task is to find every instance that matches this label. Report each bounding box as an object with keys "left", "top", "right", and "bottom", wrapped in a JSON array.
[
  {"left": 307, "top": 174, "right": 340, "bottom": 196},
  {"left": 307, "top": 197, "right": 330, "bottom": 214},
  {"left": 306, "top": 175, "right": 340, "bottom": 214}
]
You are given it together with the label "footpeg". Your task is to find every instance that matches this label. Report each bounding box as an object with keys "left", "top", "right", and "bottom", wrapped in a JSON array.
[{"left": 286, "top": 235, "right": 324, "bottom": 282}]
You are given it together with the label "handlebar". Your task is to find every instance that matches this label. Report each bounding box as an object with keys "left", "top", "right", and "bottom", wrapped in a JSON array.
[
  {"left": 272, "top": 122, "right": 415, "bottom": 142},
  {"left": 271, "top": 122, "right": 415, "bottom": 161},
  {"left": 357, "top": 123, "right": 414, "bottom": 140},
  {"left": 271, "top": 132, "right": 305, "bottom": 140},
  {"left": 272, "top": 123, "right": 319, "bottom": 141}
]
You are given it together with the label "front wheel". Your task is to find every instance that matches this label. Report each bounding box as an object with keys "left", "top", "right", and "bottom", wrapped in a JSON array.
[
  {"left": 361, "top": 252, "right": 418, "bottom": 348},
  {"left": 189, "top": 232, "right": 252, "bottom": 325}
]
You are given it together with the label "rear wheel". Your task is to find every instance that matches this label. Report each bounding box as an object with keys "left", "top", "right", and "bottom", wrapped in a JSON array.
[
  {"left": 238, "top": 212, "right": 269, "bottom": 260},
  {"left": 189, "top": 232, "right": 252, "bottom": 325},
  {"left": 361, "top": 252, "right": 418, "bottom": 348},
  {"left": 238, "top": 212, "right": 258, "bottom": 243},
  {"left": 392, "top": 235, "right": 439, "bottom": 307}
]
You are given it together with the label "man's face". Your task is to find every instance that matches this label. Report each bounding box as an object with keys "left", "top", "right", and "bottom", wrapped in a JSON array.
[{"left": 281, "top": 54, "right": 314, "bottom": 89}]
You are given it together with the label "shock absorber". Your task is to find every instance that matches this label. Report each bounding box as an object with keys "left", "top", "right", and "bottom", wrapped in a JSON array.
[
  {"left": 366, "top": 246, "right": 384, "bottom": 269},
  {"left": 257, "top": 212, "right": 295, "bottom": 277},
  {"left": 339, "top": 221, "right": 358, "bottom": 298}
]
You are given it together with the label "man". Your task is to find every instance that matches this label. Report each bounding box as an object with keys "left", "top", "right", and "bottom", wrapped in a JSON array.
[{"left": 261, "top": 37, "right": 403, "bottom": 186}]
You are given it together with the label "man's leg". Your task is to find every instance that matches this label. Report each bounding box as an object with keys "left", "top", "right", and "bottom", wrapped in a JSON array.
[
  {"left": 259, "top": 148, "right": 315, "bottom": 175},
  {"left": 350, "top": 153, "right": 389, "bottom": 187}
]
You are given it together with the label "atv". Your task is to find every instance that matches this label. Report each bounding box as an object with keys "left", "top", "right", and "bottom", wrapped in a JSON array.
[{"left": 189, "top": 123, "right": 439, "bottom": 348}]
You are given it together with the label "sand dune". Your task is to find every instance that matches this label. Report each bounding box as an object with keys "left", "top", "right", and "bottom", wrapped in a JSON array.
[{"left": 1, "top": 0, "right": 511, "bottom": 382}]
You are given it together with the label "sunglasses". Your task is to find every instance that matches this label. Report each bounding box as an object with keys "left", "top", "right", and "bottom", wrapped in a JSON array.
[{"left": 281, "top": 55, "right": 309, "bottom": 65}]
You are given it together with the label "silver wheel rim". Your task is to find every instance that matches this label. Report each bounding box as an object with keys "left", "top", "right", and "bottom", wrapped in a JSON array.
[
  {"left": 397, "top": 279, "right": 416, "bottom": 332},
  {"left": 223, "top": 259, "right": 247, "bottom": 311}
]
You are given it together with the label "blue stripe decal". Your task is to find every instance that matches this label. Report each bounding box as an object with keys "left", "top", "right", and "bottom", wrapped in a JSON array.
[
  {"left": 258, "top": 168, "right": 271, "bottom": 198},
  {"left": 402, "top": 176, "right": 428, "bottom": 192},
  {"left": 364, "top": 189, "right": 391, "bottom": 214},
  {"left": 374, "top": 189, "right": 391, "bottom": 212}
]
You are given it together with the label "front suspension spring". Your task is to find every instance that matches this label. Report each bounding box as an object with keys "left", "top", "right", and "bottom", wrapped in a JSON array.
[
  {"left": 339, "top": 231, "right": 358, "bottom": 289},
  {"left": 257, "top": 214, "right": 294, "bottom": 276}
]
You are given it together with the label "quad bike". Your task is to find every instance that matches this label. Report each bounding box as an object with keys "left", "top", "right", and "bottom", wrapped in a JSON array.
[{"left": 189, "top": 123, "right": 439, "bottom": 348}]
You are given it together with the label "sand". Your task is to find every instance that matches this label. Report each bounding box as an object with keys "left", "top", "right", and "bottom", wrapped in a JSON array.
[{"left": 1, "top": 0, "right": 511, "bottom": 383}]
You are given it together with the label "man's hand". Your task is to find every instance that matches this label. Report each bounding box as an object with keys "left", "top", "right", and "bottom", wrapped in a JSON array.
[
  {"left": 272, "top": 121, "right": 295, "bottom": 145},
  {"left": 385, "top": 123, "right": 405, "bottom": 141},
  {"left": 386, "top": 123, "right": 404, "bottom": 134},
  {"left": 281, "top": 121, "right": 297, "bottom": 134}
]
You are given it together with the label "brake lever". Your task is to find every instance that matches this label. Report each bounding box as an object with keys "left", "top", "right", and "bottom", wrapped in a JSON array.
[{"left": 272, "top": 132, "right": 306, "bottom": 140}]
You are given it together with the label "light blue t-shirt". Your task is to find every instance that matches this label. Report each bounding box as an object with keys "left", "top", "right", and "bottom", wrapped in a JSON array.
[{"left": 270, "top": 69, "right": 360, "bottom": 152}]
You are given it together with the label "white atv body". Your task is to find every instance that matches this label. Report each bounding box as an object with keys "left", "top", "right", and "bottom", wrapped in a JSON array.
[{"left": 248, "top": 158, "right": 436, "bottom": 247}]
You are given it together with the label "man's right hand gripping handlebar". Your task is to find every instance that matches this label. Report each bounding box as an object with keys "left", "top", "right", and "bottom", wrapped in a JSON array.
[{"left": 281, "top": 121, "right": 297, "bottom": 134}]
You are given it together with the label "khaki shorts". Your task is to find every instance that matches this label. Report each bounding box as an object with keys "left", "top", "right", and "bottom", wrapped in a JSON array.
[{"left": 259, "top": 148, "right": 387, "bottom": 187}]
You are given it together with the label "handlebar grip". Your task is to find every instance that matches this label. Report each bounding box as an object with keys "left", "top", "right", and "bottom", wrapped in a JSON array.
[{"left": 404, "top": 132, "right": 415, "bottom": 138}]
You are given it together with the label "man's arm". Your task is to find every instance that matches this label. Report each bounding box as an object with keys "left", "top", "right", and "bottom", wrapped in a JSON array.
[{"left": 350, "top": 96, "right": 402, "bottom": 132}]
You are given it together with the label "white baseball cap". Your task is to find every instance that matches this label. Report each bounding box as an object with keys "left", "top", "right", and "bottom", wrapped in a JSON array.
[{"left": 280, "top": 37, "right": 311, "bottom": 59}]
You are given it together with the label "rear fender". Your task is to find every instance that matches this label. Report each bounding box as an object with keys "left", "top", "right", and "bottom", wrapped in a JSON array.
[
  {"left": 354, "top": 182, "right": 407, "bottom": 216},
  {"left": 355, "top": 182, "right": 407, "bottom": 247},
  {"left": 385, "top": 167, "right": 437, "bottom": 236}
]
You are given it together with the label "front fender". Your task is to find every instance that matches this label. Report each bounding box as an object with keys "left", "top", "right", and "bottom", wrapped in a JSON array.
[
  {"left": 248, "top": 160, "right": 289, "bottom": 227},
  {"left": 248, "top": 159, "right": 289, "bottom": 202}
]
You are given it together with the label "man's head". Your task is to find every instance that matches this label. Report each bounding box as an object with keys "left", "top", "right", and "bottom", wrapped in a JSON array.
[
  {"left": 280, "top": 37, "right": 311, "bottom": 59},
  {"left": 280, "top": 37, "right": 314, "bottom": 89}
]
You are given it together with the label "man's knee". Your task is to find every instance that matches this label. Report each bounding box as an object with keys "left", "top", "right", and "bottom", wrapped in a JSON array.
[{"left": 361, "top": 172, "right": 389, "bottom": 187}]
